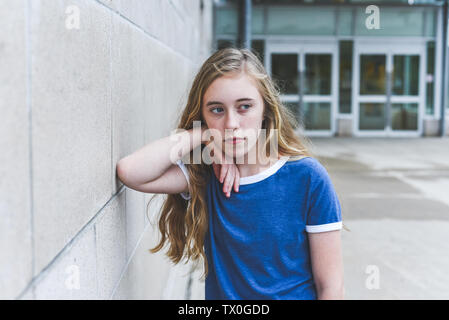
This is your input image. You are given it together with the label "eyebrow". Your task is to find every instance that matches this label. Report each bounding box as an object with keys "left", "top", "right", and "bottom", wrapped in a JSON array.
[{"left": 205, "top": 98, "right": 255, "bottom": 107}]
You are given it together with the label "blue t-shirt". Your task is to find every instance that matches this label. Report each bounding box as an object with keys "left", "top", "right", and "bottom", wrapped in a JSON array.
[{"left": 177, "top": 156, "right": 342, "bottom": 300}]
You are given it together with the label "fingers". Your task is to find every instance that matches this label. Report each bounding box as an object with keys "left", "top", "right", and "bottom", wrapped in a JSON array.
[
  {"left": 221, "top": 164, "right": 240, "bottom": 198},
  {"left": 233, "top": 165, "right": 240, "bottom": 193},
  {"left": 208, "top": 146, "right": 239, "bottom": 198},
  {"left": 219, "top": 163, "right": 228, "bottom": 184},
  {"left": 223, "top": 165, "right": 233, "bottom": 198}
]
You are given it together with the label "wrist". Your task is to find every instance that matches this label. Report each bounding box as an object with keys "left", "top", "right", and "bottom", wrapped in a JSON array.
[{"left": 187, "top": 126, "right": 204, "bottom": 149}]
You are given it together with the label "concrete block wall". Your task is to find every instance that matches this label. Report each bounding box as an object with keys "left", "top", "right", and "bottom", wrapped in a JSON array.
[{"left": 0, "top": 0, "right": 212, "bottom": 300}]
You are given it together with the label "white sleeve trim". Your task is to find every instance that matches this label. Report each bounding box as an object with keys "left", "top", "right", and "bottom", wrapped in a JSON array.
[
  {"left": 176, "top": 159, "right": 191, "bottom": 200},
  {"left": 306, "top": 221, "right": 342, "bottom": 233}
]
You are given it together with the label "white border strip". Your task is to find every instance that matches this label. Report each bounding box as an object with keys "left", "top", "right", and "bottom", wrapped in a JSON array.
[
  {"left": 239, "top": 156, "right": 290, "bottom": 185},
  {"left": 306, "top": 221, "right": 343, "bottom": 233},
  {"left": 176, "top": 159, "right": 191, "bottom": 200}
]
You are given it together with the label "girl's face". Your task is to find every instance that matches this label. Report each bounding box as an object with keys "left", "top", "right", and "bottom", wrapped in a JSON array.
[{"left": 201, "top": 72, "right": 265, "bottom": 160}]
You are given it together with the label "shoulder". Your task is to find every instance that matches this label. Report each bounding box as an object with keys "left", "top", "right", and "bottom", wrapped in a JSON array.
[
  {"left": 286, "top": 156, "right": 327, "bottom": 174},
  {"left": 285, "top": 156, "right": 332, "bottom": 185}
]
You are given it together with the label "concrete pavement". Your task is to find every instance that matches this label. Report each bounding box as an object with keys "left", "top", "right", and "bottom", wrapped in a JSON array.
[{"left": 309, "top": 137, "right": 449, "bottom": 299}]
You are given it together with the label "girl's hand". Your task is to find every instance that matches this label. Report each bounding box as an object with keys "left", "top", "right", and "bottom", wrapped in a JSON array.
[
  {"left": 212, "top": 162, "right": 240, "bottom": 198},
  {"left": 204, "top": 136, "right": 240, "bottom": 198}
]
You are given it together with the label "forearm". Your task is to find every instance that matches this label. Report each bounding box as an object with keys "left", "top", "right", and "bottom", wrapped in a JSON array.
[
  {"left": 117, "top": 128, "right": 203, "bottom": 186},
  {"left": 316, "top": 284, "right": 344, "bottom": 300}
]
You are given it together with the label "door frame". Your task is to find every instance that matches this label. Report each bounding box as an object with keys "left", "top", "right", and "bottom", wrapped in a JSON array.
[
  {"left": 353, "top": 39, "right": 426, "bottom": 137},
  {"left": 265, "top": 39, "right": 339, "bottom": 137}
]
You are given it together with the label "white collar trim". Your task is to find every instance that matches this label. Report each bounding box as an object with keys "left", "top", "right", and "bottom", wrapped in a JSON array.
[{"left": 239, "top": 156, "right": 290, "bottom": 185}]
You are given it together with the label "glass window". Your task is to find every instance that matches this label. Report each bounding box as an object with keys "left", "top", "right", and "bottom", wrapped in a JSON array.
[
  {"left": 283, "top": 102, "right": 301, "bottom": 129},
  {"left": 339, "top": 40, "right": 353, "bottom": 113},
  {"left": 303, "top": 102, "right": 332, "bottom": 130},
  {"left": 426, "top": 41, "right": 435, "bottom": 115},
  {"left": 271, "top": 53, "right": 299, "bottom": 95},
  {"left": 425, "top": 9, "right": 437, "bottom": 37},
  {"left": 251, "top": 40, "right": 265, "bottom": 65},
  {"left": 337, "top": 8, "right": 353, "bottom": 36},
  {"left": 359, "top": 103, "right": 385, "bottom": 130},
  {"left": 304, "top": 54, "right": 331, "bottom": 95},
  {"left": 391, "top": 103, "right": 418, "bottom": 131},
  {"left": 215, "top": 7, "right": 238, "bottom": 35},
  {"left": 215, "top": 5, "right": 263, "bottom": 35},
  {"left": 253, "top": 6, "right": 264, "bottom": 35},
  {"left": 392, "top": 55, "right": 420, "bottom": 96},
  {"left": 267, "top": 6, "right": 335, "bottom": 36},
  {"left": 360, "top": 55, "right": 386, "bottom": 95}
]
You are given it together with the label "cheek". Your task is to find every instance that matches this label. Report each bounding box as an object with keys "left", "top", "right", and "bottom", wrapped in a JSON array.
[
  {"left": 204, "top": 117, "right": 221, "bottom": 130},
  {"left": 242, "top": 113, "right": 263, "bottom": 129},
  {"left": 202, "top": 111, "right": 214, "bottom": 128},
  {"left": 247, "top": 105, "right": 264, "bottom": 125}
]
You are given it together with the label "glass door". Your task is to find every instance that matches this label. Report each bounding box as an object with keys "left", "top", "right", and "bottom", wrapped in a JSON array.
[
  {"left": 354, "top": 41, "right": 425, "bottom": 136},
  {"left": 390, "top": 54, "right": 421, "bottom": 132},
  {"left": 266, "top": 41, "right": 338, "bottom": 136}
]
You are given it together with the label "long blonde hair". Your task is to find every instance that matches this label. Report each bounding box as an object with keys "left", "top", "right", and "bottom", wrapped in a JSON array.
[{"left": 148, "top": 47, "right": 313, "bottom": 279}]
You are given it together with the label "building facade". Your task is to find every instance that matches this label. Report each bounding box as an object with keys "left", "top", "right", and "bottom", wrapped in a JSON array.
[
  {"left": 1, "top": 0, "right": 212, "bottom": 300},
  {"left": 214, "top": 0, "right": 449, "bottom": 137}
]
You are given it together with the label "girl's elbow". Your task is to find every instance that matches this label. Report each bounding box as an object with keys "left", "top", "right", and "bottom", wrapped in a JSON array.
[{"left": 116, "top": 159, "right": 131, "bottom": 185}]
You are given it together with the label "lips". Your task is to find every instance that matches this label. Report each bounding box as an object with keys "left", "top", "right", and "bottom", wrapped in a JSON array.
[{"left": 225, "top": 137, "right": 245, "bottom": 144}]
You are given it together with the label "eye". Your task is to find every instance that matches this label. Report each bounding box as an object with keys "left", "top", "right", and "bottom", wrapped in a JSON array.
[
  {"left": 239, "top": 104, "right": 252, "bottom": 111},
  {"left": 211, "top": 107, "right": 224, "bottom": 114}
]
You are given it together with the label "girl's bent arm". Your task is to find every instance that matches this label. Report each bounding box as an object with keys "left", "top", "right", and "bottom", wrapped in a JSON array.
[{"left": 116, "top": 128, "right": 202, "bottom": 194}]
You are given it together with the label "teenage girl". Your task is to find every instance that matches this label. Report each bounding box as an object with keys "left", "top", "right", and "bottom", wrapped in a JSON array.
[{"left": 117, "top": 48, "right": 344, "bottom": 300}]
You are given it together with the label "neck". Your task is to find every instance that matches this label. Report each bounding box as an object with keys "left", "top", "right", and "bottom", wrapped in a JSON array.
[{"left": 235, "top": 153, "right": 281, "bottom": 178}]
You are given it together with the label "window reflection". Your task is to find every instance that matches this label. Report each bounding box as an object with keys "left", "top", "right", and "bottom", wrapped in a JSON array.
[
  {"left": 305, "top": 54, "right": 331, "bottom": 95},
  {"left": 303, "top": 103, "right": 331, "bottom": 130},
  {"left": 391, "top": 103, "right": 418, "bottom": 131},
  {"left": 271, "top": 54, "right": 299, "bottom": 94},
  {"left": 360, "top": 55, "right": 386, "bottom": 95},
  {"left": 359, "top": 103, "right": 385, "bottom": 130},
  {"left": 392, "top": 55, "right": 420, "bottom": 96}
]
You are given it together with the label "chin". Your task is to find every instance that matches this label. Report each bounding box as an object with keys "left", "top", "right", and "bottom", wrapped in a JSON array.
[
  {"left": 223, "top": 148, "right": 244, "bottom": 158},
  {"left": 226, "top": 144, "right": 260, "bottom": 163}
]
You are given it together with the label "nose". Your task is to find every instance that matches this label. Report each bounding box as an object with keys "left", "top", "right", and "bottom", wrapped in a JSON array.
[{"left": 224, "top": 109, "right": 239, "bottom": 131}]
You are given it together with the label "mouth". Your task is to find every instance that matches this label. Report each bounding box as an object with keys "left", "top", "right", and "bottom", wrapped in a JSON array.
[{"left": 224, "top": 137, "right": 246, "bottom": 144}]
